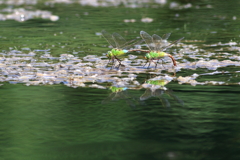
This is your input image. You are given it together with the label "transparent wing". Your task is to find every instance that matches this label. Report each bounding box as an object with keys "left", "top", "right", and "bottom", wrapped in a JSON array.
[
  {"left": 152, "top": 33, "right": 172, "bottom": 51},
  {"left": 160, "top": 33, "right": 171, "bottom": 50},
  {"left": 123, "top": 38, "right": 144, "bottom": 50},
  {"left": 152, "top": 89, "right": 164, "bottom": 97},
  {"left": 159, "top": 98, "right": 171, "bottom": 108},
  {"left": 152, "top": 89, "right": 171, "bottom": 107},
  {"left": 111, "top": 91, "right": 125, "bottom": 101},
  {"left": 112, "top": 32, "right": 127, "bottom": 49},
  {"left": 152, "top": 34, "right": 162, "bottom": 52},
  {"left": 166, "top": 90, "right": 184, "bottom": 106},
  {"left": 140, "top": 88, "right": 152, "bottom": 101},
  {"left": 122, "top": 91, "right": 137, "bottom": 108},
  {"left": 101, "top": 30, "right": 116, "bottom": 48},
  {"left": 140, "top": 31, "right": 155, "bottom": 51},
  {"left": 101, "top": 91, "right": 127, "bottom": 104},
  {"left": 101, "top": 92, "right": 116, "bottom": 104},
  {"left": 162, "top": 33, "right": 171, "bottom": 40},
  {"left": 162, "top": 37, "right": 184, "bottom": 52}
]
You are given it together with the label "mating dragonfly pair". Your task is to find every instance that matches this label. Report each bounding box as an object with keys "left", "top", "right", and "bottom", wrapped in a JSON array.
[
  {"left": 102, "top": 79, "right": 184, "bottom": 108},
  {"left": 101, "top": 30, "right": 184, "bottom": 69}
]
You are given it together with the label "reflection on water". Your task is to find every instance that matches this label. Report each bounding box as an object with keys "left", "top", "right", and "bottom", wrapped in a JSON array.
[
  {"left": 140, "top": 78, "right": 184, "bottom": 107},
  {"left": 101, "top": 75, "right": 184, "bottom": 108},
  {"left": 1, "top": 84, "right": 240, "bottom": 159},
  {"left": 102, "top": 86, "right": 131, "bottom": 106},
  {"left": 102, "top": 86, "right": 144, "bottom": 109}
]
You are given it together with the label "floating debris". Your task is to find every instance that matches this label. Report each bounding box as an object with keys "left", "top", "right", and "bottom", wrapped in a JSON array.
[
  {"left": 0, "top": 8, "right": 59, "bottom": 22},
  {"left": 141, "top": 17, "right": 153, "bottom": 23},
  {"left": 124, "top": 19, "right": 136, "bottom": 23},
  {"left": 0, "top": 37, "right": 239, "bottom": 89}
]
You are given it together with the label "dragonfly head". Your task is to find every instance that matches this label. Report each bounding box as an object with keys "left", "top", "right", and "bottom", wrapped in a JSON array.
[
  {"left": 106, "top": 51, "right": 113, "bottom": 59},
  {"left": 144, "top": 53, "right": 151, "bottom": 60}
]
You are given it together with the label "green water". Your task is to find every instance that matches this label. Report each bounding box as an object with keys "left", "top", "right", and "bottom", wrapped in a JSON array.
[{"left": 0, "top": 0, "right": 240, "bottom": 159}]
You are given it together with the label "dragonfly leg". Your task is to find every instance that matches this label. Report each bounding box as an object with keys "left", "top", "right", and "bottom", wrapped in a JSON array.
[
  {"left": 148, "top": 59, "right": 153, "bottom": 68},
  {"left": 110, "top": 58, "right": 115, "bottom": 69},
  {"left": 106, "top": 58, "right": 111, "bottom": 67},
  {"left": 115, "top": 56, "right": 124, "bottom": 69},
  {"left": 147, "top": 60, "right": 151, "bottom": 69},
  {"left": 160, "top": 59, "right": 166, "bottom": 69},
  {"left": 143, "top": 61, "right": 148, "bottom": 68},
  {"left": 151, "top": 59, "right": 158, "bottom": 69},
  {"left": 116, "top": 62, "right": 121, "bottom": 69},
  {"left": 115, "top": 56, "right": 122, "bottom": 65},
  {"left": 155, "top": 59, "right": 160, "bottom": 69}
]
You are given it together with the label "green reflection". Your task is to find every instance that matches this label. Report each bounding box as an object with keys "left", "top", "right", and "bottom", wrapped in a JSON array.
[{"left": 140, "top": 78, "right": 184, "bottom": 107}]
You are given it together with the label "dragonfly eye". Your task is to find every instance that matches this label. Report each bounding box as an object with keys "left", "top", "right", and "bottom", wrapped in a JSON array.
[{"left": 106, "top": 52, "right": 110, "bottom": 58}]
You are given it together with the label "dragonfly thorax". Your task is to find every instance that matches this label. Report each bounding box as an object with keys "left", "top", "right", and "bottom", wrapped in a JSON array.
[
  {"left": 106, "top": 49, "right": 127, "bottom": 59},
  {"left": 110, "top": 86, "right": 127, "bottom": 92},
  {"left": 146, "top": 80, "right": 168, "bottom": 86}
]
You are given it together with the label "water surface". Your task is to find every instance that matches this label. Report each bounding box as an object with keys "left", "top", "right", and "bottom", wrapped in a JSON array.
[{"left": 0, "top": 0, "right": 240, "bottom": 159}]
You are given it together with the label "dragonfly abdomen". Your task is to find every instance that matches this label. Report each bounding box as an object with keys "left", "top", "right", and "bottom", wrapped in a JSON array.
[{"left": 146, "top": 51, "right": 167, "bottom": 59}]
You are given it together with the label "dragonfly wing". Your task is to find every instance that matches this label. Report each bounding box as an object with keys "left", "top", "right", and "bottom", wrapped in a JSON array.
[
  {"left": 162, "top": 37, "right": 184, "bottom": 52},
  {"left": 140, "top": 31, "right": 155, "bottom": 51},
  {"left": 152, "top": 34, "right": 162, "bottom": 51},
  {"left": 160, "top": 98, "right": 171, "bottom": 108},
  {"left": 152, "top": 89, "right": 164, "bottom": 97},
  {"left": 101, "top": 30, "right": 116, "bottom": 48},
  {"left": 101, "top": 92, "right": 116, "bottom": 104},
  {"left": 112, "top": 32, "right": 127, "bottom": 49},
  {"left": 112, "top": 91, "right": 125, "bottom": 101},
  {"left": 153, "top": 89, "right": 170, "bottom": 107},
  {"left": 162, "top": 33, "right": 171, "bottom": 40},
  {"left": 123, "top": 38, "right": 144, "bottom": 50},
  {"left": 160, "top": 33, "right": 171, "bottom": 50},
  {"left": 140, "top": 88, "right": 152, "bottom": 101},
  {"left": 166, "top": 90, "right": 184, "bottom": 106}
]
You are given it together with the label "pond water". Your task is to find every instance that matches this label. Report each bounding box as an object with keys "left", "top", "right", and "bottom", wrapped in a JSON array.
[{"left": 0, "top": 0, "right": 240, "bottom": 159}]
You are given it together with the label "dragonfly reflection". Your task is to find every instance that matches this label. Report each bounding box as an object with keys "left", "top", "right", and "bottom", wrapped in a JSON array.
[
  {"left": 102, "top": 86, "right": 141, "bottom": 108},
  {"left": 140, "top": 78, "right": 184, "bottom": 107}
]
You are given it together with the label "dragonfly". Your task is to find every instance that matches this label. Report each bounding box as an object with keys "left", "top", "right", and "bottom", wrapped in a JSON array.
[
  {"left": 101, "top": 86, "right": 140, "bottom": 108},
  {"left": 101, "top": 30, "right": 143, "bottom": 68},
  {"left": 140, "top": 31, "right": 184, "bottom": 69},
  {"left": 140, "top": 79, "right": 184, "bottom": 107}
]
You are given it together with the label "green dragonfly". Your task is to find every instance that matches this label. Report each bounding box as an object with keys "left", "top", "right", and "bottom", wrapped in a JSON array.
[
  {"left": 101, "top": 86, "right": 140, "bottom": 108},
  {"left": 140, "top": 31, "right": 184, "bottom": 69},
  {"left": 101, "top": 30, "right": 143, "bottom": 68},
  {"left": 140, "top": 79, "right": 184, "bottom": 107}
]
